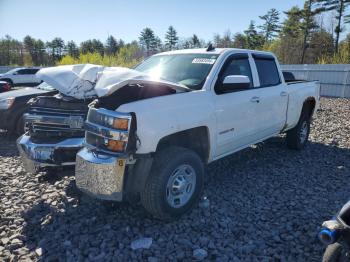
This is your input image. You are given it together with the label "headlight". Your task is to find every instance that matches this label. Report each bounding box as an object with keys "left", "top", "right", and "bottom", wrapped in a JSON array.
[
  {"left": 0, "top": 97, "right": 15, "bottom": 110},
  {"left": 106, "top": 140, "right": 126, "bottom": 152},
  {"left": 102, "top": 115, "right": 129, "bottom": 130},
  {"left": 112, "top": 118, "right": 129, "bottom": 130}
]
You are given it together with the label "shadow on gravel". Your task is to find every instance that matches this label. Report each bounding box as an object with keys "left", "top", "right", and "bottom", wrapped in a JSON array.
[
  {"left": 37, "top": 168, "right": 75, "bottom": 184},
  {"left": 0, "top": 131, "right": 19, "bottom": 157},
  {"left": 20, "top": 137, "right": 350, "bottom": 261}
]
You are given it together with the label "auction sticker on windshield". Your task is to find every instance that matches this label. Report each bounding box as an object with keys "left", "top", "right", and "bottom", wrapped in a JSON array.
[{"left": 192, "top": 58, "right": 216, "bottom": 64}]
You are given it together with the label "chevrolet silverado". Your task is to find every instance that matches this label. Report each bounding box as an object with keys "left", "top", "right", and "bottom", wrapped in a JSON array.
[{"left": 18, "top": 48, "right": 320, "bottom": 220}]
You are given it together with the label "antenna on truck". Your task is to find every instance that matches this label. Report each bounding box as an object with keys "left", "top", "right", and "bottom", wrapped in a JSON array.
[{"left": 206, "top": 43, "right": 215, "bottom": 51}]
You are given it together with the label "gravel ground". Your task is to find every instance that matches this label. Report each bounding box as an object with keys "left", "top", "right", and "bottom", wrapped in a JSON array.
[{"left": 1, "top": 97, "right": 350, "bottom": 261}]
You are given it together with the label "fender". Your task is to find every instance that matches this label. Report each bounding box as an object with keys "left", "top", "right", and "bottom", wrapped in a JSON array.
[{"left": 117, "top": 90, "right": 216, "bottom": 158}]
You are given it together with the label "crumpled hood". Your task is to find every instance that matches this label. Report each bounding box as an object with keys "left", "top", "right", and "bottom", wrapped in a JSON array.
[{"left": 36, "top": 64, "right": 189, "bottom": 99}]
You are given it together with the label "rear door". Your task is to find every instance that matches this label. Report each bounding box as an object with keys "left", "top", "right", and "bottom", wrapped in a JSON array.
[
  {"left": 250, "top": 54, "right": 288, "bottom": 138},
  {"left": 28, "top": 69, "right": 40, "bottom": 84}
]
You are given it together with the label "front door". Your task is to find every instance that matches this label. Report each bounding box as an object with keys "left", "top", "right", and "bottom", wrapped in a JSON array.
[{"left": 214, "top": 53, "right": 261, "bottom": 157}]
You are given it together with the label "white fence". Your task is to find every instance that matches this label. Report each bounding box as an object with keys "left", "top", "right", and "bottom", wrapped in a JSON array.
[
  {"left": 1, "top": 64, "right": 349, "bottom": 98},
  {"left": 281, "top": 64, "right": 350, "bottom": 98}
]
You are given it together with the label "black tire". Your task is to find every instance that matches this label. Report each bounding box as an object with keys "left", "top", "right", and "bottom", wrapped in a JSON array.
[
  {"left": 140, "top": 146, "right": 204, "bottom": 221},
  {"left": 1, "top": 79, "right": 13, "bottom": 88},
  {"left": 286, "top": 109, "right": 311, "bottom": 150},
  {"left": 323, "top": 243, "right": 348, "bottom": 262}
]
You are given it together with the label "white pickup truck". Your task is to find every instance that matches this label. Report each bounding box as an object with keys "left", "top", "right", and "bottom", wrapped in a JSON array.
[
  {"left": 18, "top": 48, "right": 320, "bottom": 220},
  {"left": 73, "top": 48, "right": 320, "bottom": 220}
]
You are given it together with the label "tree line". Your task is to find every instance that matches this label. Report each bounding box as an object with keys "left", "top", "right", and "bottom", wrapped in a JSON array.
[{"left": 1, "top": 0, "right": 350, "bottom": 67}]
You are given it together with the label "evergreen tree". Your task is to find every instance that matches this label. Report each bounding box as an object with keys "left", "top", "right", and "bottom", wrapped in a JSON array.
[
  {"left": 232, "top": 33, "right": 247, "bottom": 49},
  {"left": 300, "top": 0, "right": 320, "bottom": 63},
  {"left": 23, "top": 35, "right": 35, "bottom": 63},
  {"left": 278, "top": 6, "right": 304, "bottom": 63},
  {"left": 80, "top": 39, "right": 104, "bottom": 55},
  {"left": 221, "top": 30, "right": 233, "bottom": 47},
  {"left": 92, "top": 39, "right": 104, "bottom": 56},
  {"left": 105, "top": 35, "right": 118, "bottom": 55},
  {"left": 316, "top": 0, "right": 350, "bottom": 52},
  {"left": 34, "top": 39, "right": 46, "bottom": 65},
  {"left": 191, "top": 34, "right": 200, "bottom": 48},
  {"left": 46, "top": 37, "right": 65, "bottom": 64},
  {"left": 67, "top": 40, "right": 79, "bottom": 59},
  {"left": 213, "top": 34, "right": 222, "bottom": 47},
  {"left": 259, "top": 8, "right": 281, "bottom": 42},
  {"left": 80, "top": 40, "right": 94, "bottom": 54},
  {"left": 282, "top": 7, "right": 304, "bottom": 38},
  {"left": 244, "top": 21, "right": 264, "bottom": 49},
  {"left": 165, "top": 26, "right": 179, "bottom": 50},
  {"left": 139, "top": 27, "right": 157, "bottom": 55},
  {"left": 150, "top": 36, "right": 162, "bottom": 52}
]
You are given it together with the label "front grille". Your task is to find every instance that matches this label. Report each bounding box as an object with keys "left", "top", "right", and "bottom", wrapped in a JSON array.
[
  {"left": 84, "top": 107, "right": 132, "bottom": 155},
  {"left": 26, "top": 106, "right": 88, "bottom": 138}
]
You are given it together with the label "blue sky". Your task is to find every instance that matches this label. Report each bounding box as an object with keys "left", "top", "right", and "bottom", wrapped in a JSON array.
[{"left": 0, "top": 0, "right": 306, "bottom": 44}]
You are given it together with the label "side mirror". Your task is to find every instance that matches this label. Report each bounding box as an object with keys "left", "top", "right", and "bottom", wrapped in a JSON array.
[{"left": 220, "top": 75, "right": 251, "bottom": 92}]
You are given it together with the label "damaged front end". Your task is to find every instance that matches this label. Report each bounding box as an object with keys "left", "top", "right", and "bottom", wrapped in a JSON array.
[
  {"left": 75, "top": 82, "right": 181, "bottom": 201},
  {"left": 75, "top": 106, "right": 136, "bottom": 201},
  {"left": 17, "top": 95, "right": 90, "bottom": 173}
]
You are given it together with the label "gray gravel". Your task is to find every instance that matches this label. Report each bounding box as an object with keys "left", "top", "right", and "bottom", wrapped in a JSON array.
[{"left": 1, "top": 97, "right": 350, "bottom": 261}]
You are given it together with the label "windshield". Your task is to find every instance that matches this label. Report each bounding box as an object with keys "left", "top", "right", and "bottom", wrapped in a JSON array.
[
  {"left": 5, "top": 68, "right": 22, "bottom": 74},
  {"left": 36, "top": 82, "right": 54, "bottom": 91},
  {"left": 134, "top": 54, "right": 219, "bottom": 90}
]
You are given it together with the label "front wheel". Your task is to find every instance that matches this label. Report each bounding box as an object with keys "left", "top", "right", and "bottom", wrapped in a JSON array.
[
  {"left": 323, "top": 243, "right": 349, "bottom": 262},
  {"left": 140, "top": 146, "right": 204, "bottom": 220}
]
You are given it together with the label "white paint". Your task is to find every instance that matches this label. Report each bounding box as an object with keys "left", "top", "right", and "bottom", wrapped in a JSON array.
[{"left": 117, "top": 48, "right": 320, "bottom": 162}]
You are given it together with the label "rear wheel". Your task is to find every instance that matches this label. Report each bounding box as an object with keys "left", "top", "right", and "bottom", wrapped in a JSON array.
[
  {"left": 140, "top": 146, "right": 204, "bottom": 220},
  {"left": 323, "top": 243, "right": 349, "bottom": 262},
  {"left": 286, "top": 110, "right": 311, "bottom": 150}
]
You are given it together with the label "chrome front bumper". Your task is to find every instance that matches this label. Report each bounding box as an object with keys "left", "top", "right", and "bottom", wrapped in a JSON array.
[
  {"left": 75, "top": 148, "right": 127, "bottom": 201},
  {"left": 17, "top": 134, "right": 84, "bottom": 174}
]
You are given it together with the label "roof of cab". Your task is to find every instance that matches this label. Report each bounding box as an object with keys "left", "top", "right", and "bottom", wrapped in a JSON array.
[{"left": 153, "top": 48, "right": 275, "bottom": 57}]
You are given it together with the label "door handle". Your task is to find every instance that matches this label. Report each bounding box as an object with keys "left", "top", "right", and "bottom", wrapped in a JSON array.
[
  {"left": 280, "top": 91, "right": 288, "bottom": 97},
  {"left": 250, "top": 96, "right": 260, "bottom": 103}
]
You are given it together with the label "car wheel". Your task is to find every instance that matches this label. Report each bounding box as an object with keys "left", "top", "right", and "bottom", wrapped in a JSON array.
[
  {"left": 1, "top": 79, "right": 13, "bottom": 88},
  {"left": 323, "top": 243, "right": 349, "bottom": 262},
  {"left": 140, "top": 146, "right": 204, "bottom": 220},
  {"left": 286, "top": 110, "right": 311, "bottom": 150}
]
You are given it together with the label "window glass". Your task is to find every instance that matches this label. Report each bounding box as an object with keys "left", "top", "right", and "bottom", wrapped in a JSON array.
[
  {"left": 135, "top": 54, "right": 219, "bottom": 90},
  {"left": 16, "top": 69, "right": 27, "bottom": 75},
  {"left": 221, "top": 58, "right": 253, "bottom": 87},
  {"left": 254, "top": 58, "right": 281, "bottom": 87},
  {"left": 28, "top": 69, "right": 39, "bottom": 74}
]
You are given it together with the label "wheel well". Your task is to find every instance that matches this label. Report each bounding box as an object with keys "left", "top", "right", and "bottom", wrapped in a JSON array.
[
  {"left": 303, "top": 97, "right": 316, "bottom": 117},
  {"left": 156, "top": 127, "right": 210, "bottom": 163},
  {"left": 0, "top": 78, "right": 13, "bottom": 85}
]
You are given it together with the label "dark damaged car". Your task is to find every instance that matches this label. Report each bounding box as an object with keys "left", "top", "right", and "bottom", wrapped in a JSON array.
[{"left": 0, "top": 82, "right": 56, "bottom": 135}]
